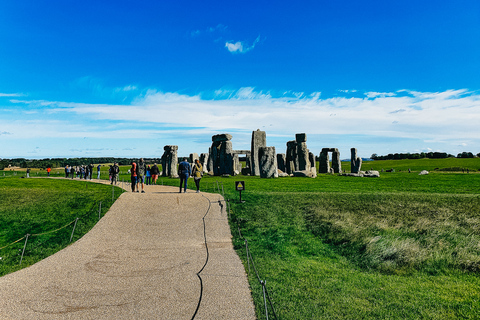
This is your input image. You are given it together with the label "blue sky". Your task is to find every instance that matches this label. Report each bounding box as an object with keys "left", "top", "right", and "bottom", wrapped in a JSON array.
[{"left": 1, "top": 0, "right": 480, "bottom": 159}]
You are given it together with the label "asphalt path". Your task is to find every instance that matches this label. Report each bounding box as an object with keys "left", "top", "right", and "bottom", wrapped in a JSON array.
[{"left": 0, "top": 180, "right": 256, "bottom": 319}]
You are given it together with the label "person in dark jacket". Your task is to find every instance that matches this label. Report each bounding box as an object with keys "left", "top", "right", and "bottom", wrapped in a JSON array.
[
  {"left": 150, "top": 163, "right": 160, "bottom": 185},
  {"left": 178, "top": 158, "right": 191, "bottom": 193}
]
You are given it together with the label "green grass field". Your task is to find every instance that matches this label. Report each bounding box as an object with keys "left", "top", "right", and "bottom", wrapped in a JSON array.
[
  {"left": 152, "top": 161, "right": 480, "bottom": 319},
  {"left": 2, "top": 158, "right": 480, "bottom": 319},
  {"left": 0, "top": 177, "right": 124, "bottom": 276}
]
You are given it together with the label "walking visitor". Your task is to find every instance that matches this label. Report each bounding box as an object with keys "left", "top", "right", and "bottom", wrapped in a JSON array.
[
  {"left": 192, "top": 159, "right": 203, "bottom": 193},
  {"left": 178, "top": 158, "right": 191, "bottom": 193},
  {"left": 151, "top": 163, "right": 160, "bottom": 185},
  {"left": 137, "top": 158, "right": 146, "bottom": 193},
  {"left": 130, "top": 162, "right": 137, "bottom": 192}
]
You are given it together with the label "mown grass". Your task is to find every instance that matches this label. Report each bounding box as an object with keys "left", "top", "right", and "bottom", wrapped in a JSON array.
[
  {"left": 155, "top": 169, "right": 480, "bottom": 319},
  {"left": 0, "top": 177, "right": 124, "bottom": 276}
]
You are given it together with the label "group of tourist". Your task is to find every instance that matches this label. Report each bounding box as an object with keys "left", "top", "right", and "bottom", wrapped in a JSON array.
[
  {"left": 129, "top": 159, "right": 161, "bottom": 193},
  {"left": 64, "top": 164, "right": 96, "bottom": 180},
  {"left": 61, "top": 158, "right": 204, "bottom": 194}
]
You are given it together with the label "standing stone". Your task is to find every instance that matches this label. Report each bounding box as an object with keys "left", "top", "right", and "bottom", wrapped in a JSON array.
[
  {"left": 296, "top": 138, "right": 310, "bottom": 172},
  {"left": 258, "top": 147, "right": 278, "bottom": 178},
  {"left": 208, "top": 133, "right": 237, "bottom": 176},
  {"left": 285, "top": 140, "right": 297, "bottom": 174},
  {"left": 200, "top": 153, "right": 209, "bottom": 173},
  {"left": 277, "top": 153, "right": 286, "bottom": 172},
  {"left": 189, "top": 153, "right": 199, "bottom": 163},
  {"left": 332, "top": 150, "right": 341, "bottom": 173},
  {"left": 251, "top": 129, "right": 266, "bottom": 176},
  {"left": 309, "top": 152, "right": 316, "bottom": 172},
  {"left": 351, "top": 148, "right": 362, "bottom": 173},
  {"left": 319, "top": 149, "right": 330, "bottom": 174},
  {"left": 161, "top": 145, "right": 178, "bottom": 178}
]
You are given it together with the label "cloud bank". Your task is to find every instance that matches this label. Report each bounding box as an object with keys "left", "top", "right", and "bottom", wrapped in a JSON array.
[{"left": 2, "top": 88, "right": 480, "bottom": 157}]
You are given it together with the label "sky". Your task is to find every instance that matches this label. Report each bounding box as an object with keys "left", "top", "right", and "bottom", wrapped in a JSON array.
[{"left": 1, "top": 0, "right": 480, "bottom": 159}]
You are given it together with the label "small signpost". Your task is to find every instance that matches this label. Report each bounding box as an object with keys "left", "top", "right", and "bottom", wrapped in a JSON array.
[{"left": 235, "top": 181, "right": 246, "bottom": 203}]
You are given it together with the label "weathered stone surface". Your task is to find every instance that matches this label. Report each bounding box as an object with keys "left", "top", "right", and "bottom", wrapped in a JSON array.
[
  {"left": 297, "top": 142, "right": 311, "bottom": 171},
  {"left": 332, "top": 151, "right": 341, "bottom": 173},
  {"left": 318, "top": 150, "right": 330, "bottom": 173},
  {"left": 277, "top": 169, "right": 289, "bottom": 177},
  {"left": 212, "top": 134, "right": 233, "bottom": 142},
  {"left": 161, "top": 145, "right": 178, "bottom": 178},
  {"left": 363, "top": 170, "right": 380, "bottom": 177},
  {"left": 293, "top": 169, "right": 316, "bottom": 178},
  {"left": 189, "top": 153, "right": 199, "bottom": 163},
  {"left": 351, "top": 148, "right": 362, "bottom": 173},
  {"left": 319, "top": 148, "right": 341, "bottom": 174},
  {"left": 295, "top": 133, "right": 307, "bottom": 143},
  {"left": 309, "top": 152, "right": 316, "bottom": 172},
  {"left": 258, "top": 146, "right": 278, "bottom": 178},
  {"left": 251, "top": 129, "right": 266, "bottom": 176},
  {"left": 200, "top": 153, "right": 209, "bottom": 173},
  {"left": 276, "top": 153, "right": 286, "bottom": 172},
  {"left": 285, "top": 140, "right": 297, "bottom": 174}
]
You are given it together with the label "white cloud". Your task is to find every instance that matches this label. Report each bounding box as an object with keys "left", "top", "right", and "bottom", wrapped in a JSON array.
[
  {"left": 0, "top": 93, "right": 23, "bottom": 97},
  {"left": 225, "top": 35, "right": 261, "bottom": 54},
  {"left": 4, "top": 88, "right": 480, "bottom": 157}
]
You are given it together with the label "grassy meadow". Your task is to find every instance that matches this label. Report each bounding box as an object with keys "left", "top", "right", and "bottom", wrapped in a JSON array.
[
  {"left": 2, "top": 158, "right": 480, "bottom": 319},
  {"left": 0, "top": 177, "right": 124, "bottom": 276},
  {"left": 153, "top": 159, "right": 480, "bottom": 319}
]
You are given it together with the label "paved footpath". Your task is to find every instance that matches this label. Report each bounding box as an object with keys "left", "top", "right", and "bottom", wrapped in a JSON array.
[{"left": 0, "top": 181, "right": 256, "bottom": 319}]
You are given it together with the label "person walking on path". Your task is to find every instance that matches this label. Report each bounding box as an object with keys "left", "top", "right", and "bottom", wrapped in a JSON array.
[
  {"left": 137, "top": 158, "right": 146, "bottom": 193},
  {"left": 26, "top": 168, "right": 30, "bottom": 178},
  {"left": 178, "top": 158, "right": 191, "bottom": 193},
  {"left": 47, "top": 167, "right": 51, "bottom": 177},
  {"left": 130, "top": 162, "right": 137, "bottom": 192},
  {"left": 145, "top": 165, "right": 151, "bottom": 185},
  {"left": 192, "top": 159, "right": 203, "bottom": 193},
  {"left": 150, "top": 163, "right": 160, "bottom": 185},
  {"left": 97, "top": 164, "right": 101, "bottom": 179},
  {"left": 65, "top": 165, "right": 69, "bottom": 178},
  {"left": 111, "top": 162, "right": 119, "bottom": 185}
]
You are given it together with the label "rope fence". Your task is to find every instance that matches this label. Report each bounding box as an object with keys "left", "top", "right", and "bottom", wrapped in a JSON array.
[
  {"left": 0, "top": 186, "right": 125, "bottom": 268},
  {"left": 220, "top": 182, "right": 279, "bottom": 320}
]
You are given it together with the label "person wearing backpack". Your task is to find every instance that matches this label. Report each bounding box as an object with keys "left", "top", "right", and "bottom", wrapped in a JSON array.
[
  {"left": 178, "top": 158, "right": 191, "bottom": 193},
  {"left": 192, "top": 159, "right": 203, "bottom": 193}
]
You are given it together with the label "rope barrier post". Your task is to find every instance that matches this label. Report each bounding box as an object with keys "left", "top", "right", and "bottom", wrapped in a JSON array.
[
  {"left": 19, "top": 234, "right": 30, "bottom": 265},
  {"left": 70, "top": 218, "right": 79, "bottom": 242},
  {"left": 245, "top": 240, "right": 251, "bottom": 275},
  {"left": 98, "top": 201, "right": 102, "bottom": 220},
  {"left": 112, "top": 185, "right": 114, "bottom": 203},
  {"left": 262, "top": 280, "right": 269, "bottom": 320}
]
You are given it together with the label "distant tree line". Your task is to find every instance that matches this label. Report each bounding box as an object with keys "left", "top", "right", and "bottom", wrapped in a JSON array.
[
  {"left": 0, "top": 157, "right": 163, "bottom": 170},
  {"left": 371, "top": 152, "right": 479, "bottom": 160}
]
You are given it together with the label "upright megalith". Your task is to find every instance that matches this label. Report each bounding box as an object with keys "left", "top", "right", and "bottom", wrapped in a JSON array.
[
  {"left": 277, "top": 153, "right": 286, "bottom": 173},
  {"left": 319, "top": 149, "right": 330, "bottom": 173},
  {"left": 285, "top": 133, "right": 315, "bottom": 176},
  {"left": 259, "top": 147, "right": 278, "bottom": 178},
  {"left": 351, "top": 148, "right": 362, "bottom": 173},
  {"left": 200, "top": 153, "right": 209, "bottom": 173},
  {"left": 162, "top": 145, "right": 178, "bottom": 177},
  {"left": 296, "top": 133, "right": 311, "bottom": 172},
  {"left": 189, "top": 153, "right": 199, "bottom": 163},
  {"left": 209, "top": 134, "right": 234, "bottom": 176},
  {"left": 251, "top": 129, "right": 266, "bottom": 176},
  {"left": 319, "top": 148, "right": 341, "bottom": 174}
]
